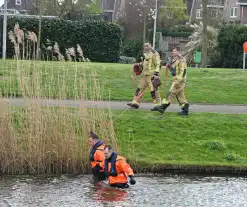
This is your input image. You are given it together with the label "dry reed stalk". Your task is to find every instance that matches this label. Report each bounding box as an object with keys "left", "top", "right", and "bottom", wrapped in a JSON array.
[
  {"left": 0, "top": 51, "right": 118, "bottom": 176},
  {"left": 1, "top": 23, "right": 119, "bottom": 175},
  {"left": 77, "top": 44, "right": 85, "bottom": 62},
  {"left": 65, "top": 49, "right": 72, "bottom": 61},
  {"left": 53, "top": 42, "right": 64, "bottom": 61}
]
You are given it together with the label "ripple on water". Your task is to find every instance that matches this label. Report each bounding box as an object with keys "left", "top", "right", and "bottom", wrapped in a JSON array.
[{"left": 0, "top": 175, "right": 247, "bottom": 207}]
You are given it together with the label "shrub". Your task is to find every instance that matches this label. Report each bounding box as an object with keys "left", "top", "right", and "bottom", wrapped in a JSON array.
[
  {"left": 215, "top": 24, "right": 247, "bottom": 68},
  {"left": 118, "top": 56, "right": 136, "bottom": 64},
  {"left": 202, "top": 140, "right": 226, "bottom": 151},
  {"left": 122, "top": 39, "right": 143, "bottom": 62},
  {"left": 0, "top": 16, "right": 124, "bottom": 62},
  {"left": 225, "top": 153, "right": 246, "bottom": 163},
  {"left": 149, "top": 25, "right": 193, "bottom": 38}
]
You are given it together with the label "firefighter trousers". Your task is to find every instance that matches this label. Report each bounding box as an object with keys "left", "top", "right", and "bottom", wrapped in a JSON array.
[
  {"left": 162, "top": 81, "right": 187, "bottom": 108},
  {"left": 132, "top": 75, "right": 161, "bottom": 105}
]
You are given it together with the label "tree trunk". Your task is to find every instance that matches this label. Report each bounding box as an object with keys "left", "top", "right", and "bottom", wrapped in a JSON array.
[
  {"left": 143, "top": 15, "right": 146, "bottom": 44},
  {"left": 202, "top": 0, "right": 207, "bottom": 67}
]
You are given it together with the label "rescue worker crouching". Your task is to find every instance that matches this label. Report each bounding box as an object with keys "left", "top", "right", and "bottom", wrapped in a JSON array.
[
  {"left": 127, "top": 42, "right": 161, "bottom": 110},
  {"left": 104, "top": 145, "right": 136, "bottom": 189},
  {"left": 89, "top": 131, "right": 106, "bottom": 181},
  {"left": 152, "top": 46, "right": 189, "bottom": 115}
]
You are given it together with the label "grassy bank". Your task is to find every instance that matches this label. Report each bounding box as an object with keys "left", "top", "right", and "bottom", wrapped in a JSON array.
[
  {"left": 1, "top": 60, "right": 247, "bottom": 104},
  {"left": 113, "top": 111, "right": 247, "bottom": 171},
  {"left": 1, "top": 102, "right": 247, "bottom": 175}
]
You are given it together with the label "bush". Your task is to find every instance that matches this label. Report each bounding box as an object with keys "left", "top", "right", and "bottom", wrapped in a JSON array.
[
  {"left": 225, "top": 152, "right": 246, "bottom": 163},
  {"left": 202, "top": 140, "right": 226, "bottom": 151},
  {"left": 118, "top": 56, "right": 136, "bottom": 64},
  {"left": 214, "top": 24, "right": 247, "bottom": 68},
  {"left": 122, "top": 39, "right": 143, "bottom": 62},
  {"left": 0, "top": 16, "right": 124, "bottom": 62},
  {"left": 149, "top": 25, "right": 193, "bottom": 38}
]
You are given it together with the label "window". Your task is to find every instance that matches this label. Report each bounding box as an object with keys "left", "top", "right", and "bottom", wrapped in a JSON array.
[
  {"left": 230, "top": 7, "right": 237, "bottom": 18},
  {"left": 196, "top": 9, "right": 202, "bottom": 19},
  {"left": 15, "top": 0, "right": 22, "bottom": 5}
]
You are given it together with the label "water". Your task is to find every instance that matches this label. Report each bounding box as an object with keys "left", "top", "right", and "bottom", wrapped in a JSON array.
[{"left": 0, "top": 174, "right": 247, "bottom": 207}]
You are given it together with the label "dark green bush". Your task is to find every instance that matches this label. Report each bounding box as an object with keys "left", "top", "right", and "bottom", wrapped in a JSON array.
[
  {"left": 215, "top": 24, "right": 247, "bottom": 68},
  {"left": 122, "top": 39, "right": 143, "bottom": 62},
  {"left": 149, "top": 25, "right": 193, "bottom": 38},
  {"left": 0, "top": 16, "right": 124, "bottom": 62}
]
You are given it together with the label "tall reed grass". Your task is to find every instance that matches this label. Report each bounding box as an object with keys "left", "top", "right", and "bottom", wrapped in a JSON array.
[{"left": 0, "top": 24, "right": 119, "bottom": 175}]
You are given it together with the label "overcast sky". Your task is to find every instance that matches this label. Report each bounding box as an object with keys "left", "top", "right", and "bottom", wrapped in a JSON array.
[{"left": 0, "top": 0, "right": 4, "bottom": 7}]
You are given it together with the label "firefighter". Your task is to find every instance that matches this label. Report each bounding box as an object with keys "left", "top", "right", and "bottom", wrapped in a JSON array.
[
  {"left": 104, "top": 145, "right": 136, "bottom": 189},
  {"left": 152, "top": 46, "right": 189, "bottom": 115},
  {"left": 127, "top": 42, "right": 161, "bottom": 110},
  {"left": 89, "top": 131, "right": 106, "bottom": 181}
]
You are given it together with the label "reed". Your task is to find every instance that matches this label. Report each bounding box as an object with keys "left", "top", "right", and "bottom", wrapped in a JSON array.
[{"left": 0, "top": 24, "right": 119, "bottom": 175}]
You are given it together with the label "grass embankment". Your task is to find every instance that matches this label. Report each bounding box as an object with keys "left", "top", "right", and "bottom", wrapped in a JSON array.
[
  {"left": 1, "top": 60, "right": 247, "bottom": 104},
  {"left": 2, "top": 105, "right": 247, "bottom": 175},
  {"left": 114, "top": 110, "right": 247, "bottom": 172}
]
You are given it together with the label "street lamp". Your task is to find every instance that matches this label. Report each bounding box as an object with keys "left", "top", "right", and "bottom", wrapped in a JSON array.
[
  {"left": 152, "top": 0, "right": 158, "bottom": 49},
  {"left": 2, "top": 0, "right": 7, "bottom": 59}
]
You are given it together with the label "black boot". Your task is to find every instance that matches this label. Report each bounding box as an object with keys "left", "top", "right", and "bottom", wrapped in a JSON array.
[
  {"left": 179, "top": 103, "right": 189, "bottom": 116},
  {"left": 151, "top": 103, "right": 170, "bottom": 114},
  {"left": 127, "top": 102, "right": 139, "bottom": 109}
]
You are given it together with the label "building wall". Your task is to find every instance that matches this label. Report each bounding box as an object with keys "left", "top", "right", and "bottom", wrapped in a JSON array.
[
  {"left": 240, "top": 5, "right": 247, "bottom": 24},
  {"left": 224, "top": 0, "right": 240, "bottom": 22},
  {"left": 5, "top": 0, "right": 34, "bottom": 14},
  {"left": 190, "top": 0, "right": 226, "bottom": 24},
  {"left": 190, "top": 0, "right": 203, "bottom": 23}
]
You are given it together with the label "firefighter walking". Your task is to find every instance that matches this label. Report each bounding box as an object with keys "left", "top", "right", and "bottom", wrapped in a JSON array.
[
  {"left": 152, "top": 46, "right": 189, "bottom": 115},
  {"left": 127, "top": 42, "right": 161, "bottom": 110}
]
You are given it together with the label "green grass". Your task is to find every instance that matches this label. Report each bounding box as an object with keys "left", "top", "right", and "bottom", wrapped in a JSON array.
[
  {"left": 114, "top": 110, "right": 247, "bottom": 167},
  {"left": 1, "top": 60, "right": 247, "bottom": 104}
]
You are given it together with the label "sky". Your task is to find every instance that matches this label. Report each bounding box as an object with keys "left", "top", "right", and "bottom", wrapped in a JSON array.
[{"left": 0, "top": 0, "right": 4, "bottom": 7}]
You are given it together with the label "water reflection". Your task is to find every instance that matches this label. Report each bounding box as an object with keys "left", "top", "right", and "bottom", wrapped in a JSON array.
[
  {"left": 0, "top": 174, "right": 247, "bottom": 207},
  {"left": 92, "top": 182, "right": 128, "bottom": 203}
]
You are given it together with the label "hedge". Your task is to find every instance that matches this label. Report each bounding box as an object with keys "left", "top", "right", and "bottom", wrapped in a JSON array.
[
  {"left": 0, "top": 16, "right": 124, "bottom": 62},
  {"left": 122, "top": 39, "right": 143, "bottom": 62},
  {"left": 214, "top": 24, "right": 247, "bottom": 68},
  {"left": 149, "top": 25, "right": 193, "bottom": 38}
]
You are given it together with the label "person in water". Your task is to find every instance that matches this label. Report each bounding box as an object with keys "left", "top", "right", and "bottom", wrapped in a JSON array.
[
  {"left": 89, "top": 131, "right": 106, "bottom": 181},
  {"left": 104, "top": 145, "right": 136, "bottom": 188}
]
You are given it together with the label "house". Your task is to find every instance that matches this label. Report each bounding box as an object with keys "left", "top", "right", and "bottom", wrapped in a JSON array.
[
  {"left": 224, "top": 0, "right": 247, "bottom": 24},
  {"left": 189, "top": 0, "right": 226, "bottom": 24},
  {"left": 0, "top": 0, "right": 34, "bottom": 14},
  {"left": 189, "top": 0, "right": 247, "bottom": 24},
  {"left": 101, "top": 0, "right": 125, "bottom": 21}
]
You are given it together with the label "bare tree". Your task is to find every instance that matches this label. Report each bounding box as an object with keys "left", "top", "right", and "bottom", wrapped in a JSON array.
[{"left": 124, "top": 0, "right": 156, "bottom": 40}]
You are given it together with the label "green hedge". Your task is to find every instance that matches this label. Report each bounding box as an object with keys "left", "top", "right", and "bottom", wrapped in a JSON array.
[
  {"left": 149, "top": 25, "right": 193, "bottom": 37},
  {"left": 0, "top": 16, "right": 124, "bottom": 62},
  {"left": 122, "top": 39, "right": 143, "bottom": 62},
  {"left": 214, "top": 24, "right": 247, "bottom": 68}
]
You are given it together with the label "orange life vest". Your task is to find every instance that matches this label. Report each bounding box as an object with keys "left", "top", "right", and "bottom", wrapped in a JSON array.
[
  {"left": 89, "top": 141, "right": 105, "bottom": 170},
  {"left": 104, "top": 152, "right": 134, "bottom": 185}
]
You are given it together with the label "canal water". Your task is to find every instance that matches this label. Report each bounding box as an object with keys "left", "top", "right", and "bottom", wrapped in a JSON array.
[{"left": 0, "top": 174, "right": 246, "bottom": 207}]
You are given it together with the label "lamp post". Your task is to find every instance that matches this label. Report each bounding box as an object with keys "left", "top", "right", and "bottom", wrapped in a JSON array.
[
  {"left": 152, "top": 0, "right": 158, "bottom": 49},
  {"left": 2, "top": 0, "right": 7, "bottom": 59}
]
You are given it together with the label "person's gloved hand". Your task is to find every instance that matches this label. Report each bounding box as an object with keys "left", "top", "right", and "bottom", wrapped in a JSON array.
[
  {"left": 154, "top": 72, "right": 159, "bottom": 76},
  {"left": 92, "top": 164, "right": 102, "bottom": 174},
  {"left": 109, "top": 170, "right": 118, "bottom": 177},
  {"left": 129, "top": 176, "right": 136, "bottom": 185},
  {"left": 153, "top": 72, "right": 160, "bottom": 80}
]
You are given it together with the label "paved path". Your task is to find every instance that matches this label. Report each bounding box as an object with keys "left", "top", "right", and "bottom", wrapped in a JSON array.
[{"left": 3, "top": 98, "right": 247, "bottom": 114}]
